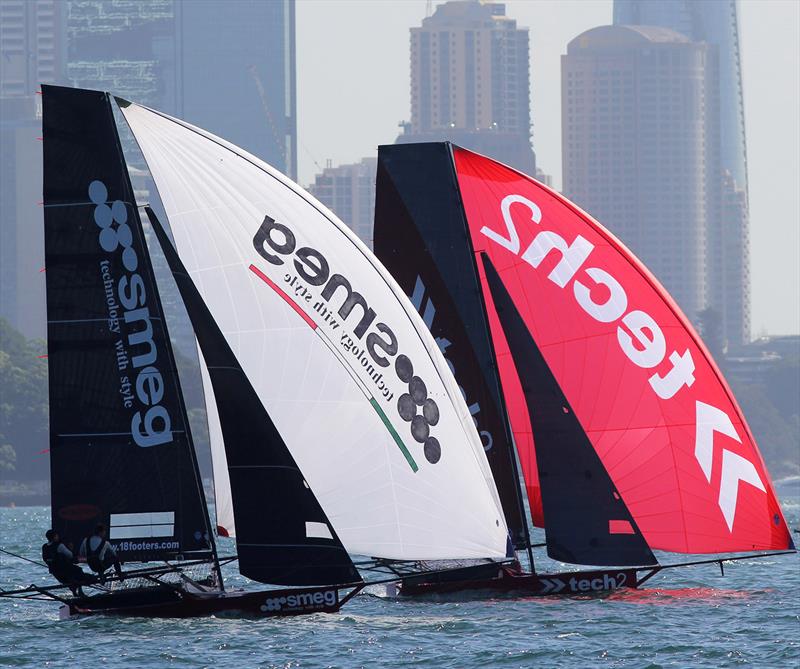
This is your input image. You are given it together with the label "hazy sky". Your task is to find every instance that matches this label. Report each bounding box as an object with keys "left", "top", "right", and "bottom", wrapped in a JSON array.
[{"left": 296, "top": 0, "right": 799, "bottom": 337}]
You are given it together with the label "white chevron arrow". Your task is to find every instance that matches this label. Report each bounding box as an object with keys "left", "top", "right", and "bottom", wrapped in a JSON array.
[
  {"left": 695, "top": 400, "right": 765, "bottom": 531},
  {"left": 540, "top": 577, "right": 566, "bottom": 594}
]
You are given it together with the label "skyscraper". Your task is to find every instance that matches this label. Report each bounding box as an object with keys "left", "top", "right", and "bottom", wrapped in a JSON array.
[
  {"left": 397, "top": 0, "right": 535, "bottom": 174},
  {"left": 562, "top": 25, "right": 720, "bottom": 326},
  {"left": 614, "top": 0, "right": 749, "bottom": 346},
  {"left": 0, "top": 0, "right": 65, "bottom": 337},
  {"left": 63, "top": 1, "right": 296, "bottom": 179},
  {"left": 0, "top": 1, "right": 297, "bottom": 338},
  {"left": 0, "top": 0, "right": 65, "bottom": 97},
  {"left": 66, "top": 1, "right": 179, "bottom": 113},
  {"left": 178, "top": 0, "right": 297, "bottom": 179},
  {"left": 307, "top": 158, "right": 377, "bottom": 248}
]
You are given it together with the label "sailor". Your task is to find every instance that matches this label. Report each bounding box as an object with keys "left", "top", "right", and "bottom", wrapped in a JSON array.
[
  {"left": 41, "top": 529, "right": 90, "bottom": 597},
  {"left": 79, "top": 524, "right": 123, "bottom": 583}
]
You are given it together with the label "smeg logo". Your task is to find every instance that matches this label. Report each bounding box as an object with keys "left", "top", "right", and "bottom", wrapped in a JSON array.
[
  {"left": 395, "top": 354, "right": 441, "bottom": 464},
  {"left": 89, "top": 180, "right": 138, "bottom": 272}
]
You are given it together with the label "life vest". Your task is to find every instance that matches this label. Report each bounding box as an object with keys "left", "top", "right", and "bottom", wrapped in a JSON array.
[
  {"left": 42, "top": 542, "right": 57, "bottom": 570},
  {"left": 42, "top": 541, "right": 70, "bottom": 574},
  {"left": 85, "top": 535, "right": 105, "bottom": 571}
]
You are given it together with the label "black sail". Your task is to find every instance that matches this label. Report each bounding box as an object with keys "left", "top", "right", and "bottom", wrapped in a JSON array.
[
  {"left": 144, "top": 207, "right": 362, "bottom": 587},
  {"left": 373, "top": 143, "right": 529, "bottom": 548},
  {"left": 482, "top": 254, "right": 657, "bottom": 567},
  {"left": 42, "top": 85, "right": 212, "bottom": 561}
]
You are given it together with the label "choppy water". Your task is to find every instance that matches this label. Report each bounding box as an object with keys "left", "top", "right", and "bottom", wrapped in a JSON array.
[{"left": 2, "top": 479, "right": 798, "bottom": 669}]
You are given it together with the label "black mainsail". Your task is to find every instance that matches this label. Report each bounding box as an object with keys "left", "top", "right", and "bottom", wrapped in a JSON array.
[
  {"left": 144, "top": 206, "right": 362, "bottom": 587},
  {"left": 481, "top": 254, "right": 656, "bottom": 566},
  {"left": 42, "top": 84, "right": 212, "bottom": 563},
  {"left": 6, "top": 84, "right": 386, "bottom": 616},
  {"left": 373, "top": 142, "right": 657, "bottom": 567},
  {"left": 373, "top": 143, "right": 529, "bottom": 550}
]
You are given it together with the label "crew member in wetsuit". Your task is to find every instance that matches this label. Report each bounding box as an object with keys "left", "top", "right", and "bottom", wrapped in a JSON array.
[
  {"left": 79, "top": 524, "right": 123, "bottom": 583},
  {"left": 41, "top": 529, "right": 90, "bottom": 597}
]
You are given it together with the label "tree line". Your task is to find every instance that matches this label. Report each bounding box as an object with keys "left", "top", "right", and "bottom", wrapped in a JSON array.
[{"left": 1, "top": 317, "right": 797, "bottom": 483}]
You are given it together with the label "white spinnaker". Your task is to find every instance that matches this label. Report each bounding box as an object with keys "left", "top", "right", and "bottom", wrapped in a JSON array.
[{"left": 121, "top": 101, "right": 508, "bottom": 560}]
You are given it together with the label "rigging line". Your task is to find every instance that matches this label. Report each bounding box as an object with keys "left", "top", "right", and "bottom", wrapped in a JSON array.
[
  {"left": 124, "top": 102, "right": 452, "bottom": 372},
  {"left": 652, "top": 550, "right": 796, "bottom": 572},
  {"left": 131, "top": 202, "right": 222, "bottom": 587},
  {"left": 0, "top": 558, "right": 220, "bottom": 597},
  {"left": 299, "top": 140, "right": 324, "bottom": 175},
  {"left": 0, "top": 547, "right": 47, "bottom": 568},
  {"left": 247, "top": 64, "right": 287, "bottom": 164},
  {"left": 360, "top": 559, "right": 519, "bottom": 588},
  {"left": 449, "top": 148, "right": 533, "bottom": 565}
]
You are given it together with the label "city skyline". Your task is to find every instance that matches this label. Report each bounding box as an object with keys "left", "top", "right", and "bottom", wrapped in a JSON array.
[
  {"left": 296, "top": 0, "right": 799, "bottom": 337},
  {"left": 308, "top": 156, "right": 377, "bottom": 245},
  {"left": 0, "top": 1, "right": 63, "bottom": 336},
  {"left": 0, "top": 0, "right": 296, "bottom": 339},
  {"left": 0, "top": 1, "right": 796, "bottom": 336}
]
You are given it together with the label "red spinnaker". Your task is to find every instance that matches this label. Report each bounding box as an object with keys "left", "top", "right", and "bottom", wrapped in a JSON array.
[{"left": 453, "top": 147, "right": 792, "bottom": 554}]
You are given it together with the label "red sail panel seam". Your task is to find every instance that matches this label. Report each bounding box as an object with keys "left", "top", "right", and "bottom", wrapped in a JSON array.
[
  {"left": 454, "top": 147, "right": 789, "bottom": 552},
  {"left": 458, "top": 147, "right": 765, "bottom": 489},
  {"left": 249, "top": 264, "right": 317, "bottom": 330}
]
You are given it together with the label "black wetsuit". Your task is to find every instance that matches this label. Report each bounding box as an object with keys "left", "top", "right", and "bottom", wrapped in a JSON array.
[{"left": 41, "top": 541, "right": 90, "bottom": 595}]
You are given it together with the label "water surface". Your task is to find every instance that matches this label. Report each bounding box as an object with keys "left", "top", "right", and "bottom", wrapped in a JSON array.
[{"left": 2, "top": 480, "right": 798, "bottom": 668}]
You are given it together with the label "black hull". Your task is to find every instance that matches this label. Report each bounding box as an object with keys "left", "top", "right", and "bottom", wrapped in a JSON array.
[
  {"left": 62, "top": 583, "right": 363, "bottom": 619},
  {"left": 398, "top": 564, "right": 640, "bottom": 597}
]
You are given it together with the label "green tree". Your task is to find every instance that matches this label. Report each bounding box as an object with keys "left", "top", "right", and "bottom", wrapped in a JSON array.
[
  {"left": 697, "top": 307, "right": 725, "bottom": 363},
  {"left": 0, "top": 441, "right": 16, "bottom": 472},
  {"left": 731, "top": 379, "right": 800, "bottom": 478},
  {"left": 0, "top": 319, "right": 49, "bottom": 480}
]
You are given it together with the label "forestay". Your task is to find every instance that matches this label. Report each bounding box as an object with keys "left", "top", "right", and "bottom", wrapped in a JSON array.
[
  {"left": 147, "top": 208, "right": 360, "bottom": 586},
  {"left": 372, "top": 143, "right": 531, "bottom": 546},
  {"left": 197, "top": 351, "right": 234, "bottom": 538},
  {"left": 119, "top": 102, "right": 509, "bottom": 560}
]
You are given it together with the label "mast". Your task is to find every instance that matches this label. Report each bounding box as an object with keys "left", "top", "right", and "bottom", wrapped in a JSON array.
[
  {"left": 372, "top": 142, "right": 529, "bottom": 554},
  {"left": 100, "top": 91, "right": 220, "bottom": 583},
  {"left": 130, "top": 198, "right": 222, "bottom": 588},
  {"left": 444, "top": 143, "right": 535, "bottom": 570}
]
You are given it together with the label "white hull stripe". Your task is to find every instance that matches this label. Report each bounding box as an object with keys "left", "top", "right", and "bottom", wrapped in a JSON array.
[
  {"left": 110, "top": 511, "right": 175, "bottom": 539},
  {"left": 305, "top": 521, "right": 334, "bottom": 540}
]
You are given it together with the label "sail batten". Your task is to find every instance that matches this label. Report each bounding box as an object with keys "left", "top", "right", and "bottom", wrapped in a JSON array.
[{"left": 42, "top": 85, "right": 213, "bottom": 563}]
